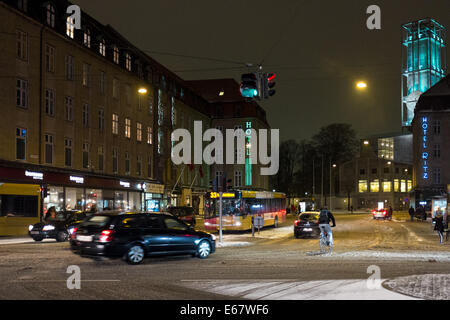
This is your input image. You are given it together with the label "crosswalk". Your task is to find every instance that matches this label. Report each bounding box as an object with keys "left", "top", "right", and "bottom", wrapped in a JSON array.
[{"left": 180, "top": 279, "right": 417, "bottom": 300}]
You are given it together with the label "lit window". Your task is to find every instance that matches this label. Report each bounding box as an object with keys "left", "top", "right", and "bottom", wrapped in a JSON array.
[
  {"left": 407, "top": 180, "right": 412, "bottom": 192},
  {"left": 84, "top": 29, "right": 91, "bottom": 48},
  {"left": 66, "top": 16, "right": 75, "bottom": 38},
  {"left": 125, "top": 53, "right": 131, "bottom": 71},
  {"left": 400, "top": 180, "right": 406, "bottom": 192},
  {"left": 147, "top": 127, "right": 152, "bottom": 144},
  {"left": 113, "top": 46, "right": 119, "bottom": 64},
  {"left": 370, "top": 179, "right": 379, "bottom": 193},
  {"left": 112, "top": 114, "right": 119, "bottom": 135},
  {"left": 394, "top": 179, "right": 399, "bottom": 192},
  {"left": 358, "top": 180, "right": 368, "bottom": 193},
  {"left": 383, "top": 181, "right": 391, "bottom": 193},
  {"left": 99, "top": 38, "right": 106, "bottom": 56},
  {"left": 136, "top": 122, "right": 142, "bottom": 142},
  {"left": 125, "top": 118, "right": 131, "bottom": 138}
]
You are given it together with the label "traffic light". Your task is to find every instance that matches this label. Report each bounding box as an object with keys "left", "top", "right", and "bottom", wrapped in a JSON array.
[
  {"left": 41, "top": 184, "right": 48, "bottom": 198},
  {"left": 263, "top": 73, "right": 276, "bottom": 98},
  {"left": 222, "top": 173, "right": 233, "bottom": 192},
  {"left": 240, "top": 73, "right": 259, "bottom": 98}
]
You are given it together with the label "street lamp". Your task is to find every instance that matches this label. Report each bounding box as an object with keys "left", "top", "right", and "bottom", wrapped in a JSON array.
[
  {"left": 356, "top": 81, "right": 368, "bottom": 90},
  {"left": 330, "top": 161, "right": 336, "bottom": 211},
  {"left": 138, "top": 87, "right": 148, "bottom": 94}
]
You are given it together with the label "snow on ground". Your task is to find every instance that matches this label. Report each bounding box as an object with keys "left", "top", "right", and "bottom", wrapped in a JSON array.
[
  {"left": 332, "top": 250, "right": 450, "bottom": 262},
  {"left": 180, "top": 278, "right": 417, "bottom": 300},
  {"left": 384, "top": 274, "right": 450, "bottom": 300}
]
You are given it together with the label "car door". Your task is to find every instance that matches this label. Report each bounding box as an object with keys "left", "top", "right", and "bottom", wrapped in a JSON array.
[
  {"left": 162, "top": 216, "right": 196, "bottom": 252},
  {"left": 114, "top": 215, "right": 146, "bottom": 246},
  {"left": 141, "top": 216, "right": 172, "bottom": 254}
]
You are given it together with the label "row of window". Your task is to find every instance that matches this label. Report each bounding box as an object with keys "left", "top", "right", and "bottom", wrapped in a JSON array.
[
  {"left": 358, "top": 179, "right": 412, "bottom": 193},
  {"left": 359, "top": 167, "right": 410, "bottom": 175},
  {"left": 215, "top": 170, "right": 243, "bottom": 188},
  {"left": 15, "top": 128, "right": 152, "bottom": 177}
]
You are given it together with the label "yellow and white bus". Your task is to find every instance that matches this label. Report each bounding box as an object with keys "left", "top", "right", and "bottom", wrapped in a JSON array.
[
  {"left": 203, "top": 190, "right": 286, "bottom": 231},
  {"left": 0, "top": 183, "right": 41, "bottom": 236}
]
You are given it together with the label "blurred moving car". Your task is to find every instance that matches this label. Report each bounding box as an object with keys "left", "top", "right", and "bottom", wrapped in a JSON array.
[
  {"left": 294, "top": 212, "right": 320, "bottom": 238},
  {"left": 28, "top": 211, "right": 87, "bottom": 242},
  {"left": 70, "top": 212, "right": 215, "bottom": 265},
  {"left": 372, "top": 209, "right": 391, "bottom": 220},
  {"left": 166, "top": 206, "right": 196, "bottom": 226}
]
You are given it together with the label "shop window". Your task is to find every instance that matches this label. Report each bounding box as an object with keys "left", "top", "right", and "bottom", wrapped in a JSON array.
[
  {"left": 394, "top": 179, "right": 399, "bottom": 192},
  {"left": 66, "top": 187, "right": 85, "bottom": 211},
  {"left": 407, "top": 180, "right": 412, "bottom": 192},
  {"left": 400, "top": 180, "right": 406, "bottom": 192},
  {"left": 43, "top": 186, "right": 64, "bottom": 212}
]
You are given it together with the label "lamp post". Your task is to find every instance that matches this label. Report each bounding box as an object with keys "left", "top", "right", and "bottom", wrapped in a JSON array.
[{"left": 330, "top": 161, "right": 336, "bottom": 211}]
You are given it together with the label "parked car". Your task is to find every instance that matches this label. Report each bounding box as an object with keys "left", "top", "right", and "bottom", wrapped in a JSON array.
[
  {"left": 28, "top": 211, "right": 86, "bottom": 242},
  {"left": 70, "top": 212, "right": 215, "bottom": 264},
  {"left": 166, "top": 206, "right": 196, "bottom": 226},
  {"left": 294, "top": 212, "right": 320, "bottom": 238},
  {"left": 372, "top": 209, "right": 391, "bottom": 220}
]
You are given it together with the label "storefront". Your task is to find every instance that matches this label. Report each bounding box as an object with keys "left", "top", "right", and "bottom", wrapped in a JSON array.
[
  {"left": 143, "top": 183, "right": 165, "bottom": 212},
  {"left": 0, "top": 164, "right": 157, "bottom": 215}
]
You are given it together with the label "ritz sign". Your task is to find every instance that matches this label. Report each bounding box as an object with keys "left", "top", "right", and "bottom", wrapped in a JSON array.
[{"left": 422, "top": 117, "right": 429, "bottom": 180}]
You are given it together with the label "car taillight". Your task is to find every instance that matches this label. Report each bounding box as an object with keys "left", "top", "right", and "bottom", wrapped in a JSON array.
[
  {"left": 294, "top": 220, "right": 299, "bottom": 226},
  {"left": 372, "top": 210, "right": 377, "bottom": 214},
  {"left": 383, "top": 211, "right": 387, "bottom": 215},
  {"left": 99, "top": 230, "right": 115, "bottom": 243},
  {"left": 70, "top": 227, "right": 77, "bottom": 240}
]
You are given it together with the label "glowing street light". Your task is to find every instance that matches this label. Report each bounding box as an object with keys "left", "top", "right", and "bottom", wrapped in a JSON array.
[
  {"left": 138, "top": 87, "right": 148, "bottom": 94},
  {"left": 356, "top": 81, "right": 368, "bottom": 90}
]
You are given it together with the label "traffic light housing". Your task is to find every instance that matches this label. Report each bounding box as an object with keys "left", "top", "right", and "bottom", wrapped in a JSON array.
[
  {"left": 41, "top": 184, "right": 48, "bottom": 198},
  {"left": 263, "top": 73, "right": 276, "bottom": 98},
  {"left": 240, "top": 73, "right": 259, "bottom": 98}
]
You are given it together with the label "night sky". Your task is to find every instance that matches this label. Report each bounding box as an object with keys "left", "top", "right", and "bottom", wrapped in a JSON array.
[{"left": 73, "top": 0, "right": 450, "bottom": 142}]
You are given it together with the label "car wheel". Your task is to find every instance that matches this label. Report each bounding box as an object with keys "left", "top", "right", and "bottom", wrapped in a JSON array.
[
  {"left": 32, "top": 237, "right": 43, "bottom": 242},
  {"left": 197, "top": 240, "right": 211, "bottom": 259},
  {"left": 126, "top": 245, "right": 145, "bottom": 265},
  {"left": 56, "top": 231, "right": 68, "bottom": 242},
  {"left": 274, "top": 216, "right": 278, "bottom": 228}
]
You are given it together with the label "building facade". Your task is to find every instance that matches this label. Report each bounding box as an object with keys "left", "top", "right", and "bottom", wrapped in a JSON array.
[
  {"left": 0, "top": 0, "right": 212, "bottom": 220},
  {"left": 412, "top": 74, "right": 450, "bottom": 212}
]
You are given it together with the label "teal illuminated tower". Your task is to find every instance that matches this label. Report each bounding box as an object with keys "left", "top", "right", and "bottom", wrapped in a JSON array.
[{"left": 401, "top": 18, "right": 447, "bottom": 128}]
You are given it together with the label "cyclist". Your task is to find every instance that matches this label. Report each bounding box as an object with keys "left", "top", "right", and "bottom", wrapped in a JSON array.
[{"left": 318, "top": 207, "right": 336, "bottom": 250}]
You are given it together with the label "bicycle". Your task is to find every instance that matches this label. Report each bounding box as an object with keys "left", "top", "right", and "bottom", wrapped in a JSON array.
[{"left": 319, "top": 227, "right": 333, "bottom": 254}]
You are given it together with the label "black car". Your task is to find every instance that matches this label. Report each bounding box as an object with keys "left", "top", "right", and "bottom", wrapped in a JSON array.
[
  {"left": 166, "top": 206, "right": 196, "bottom": 226},
  {"left": 294, "top": 212, "right": 320, "bottom": 238},
  {"left": 70, "top": 213, "right": 216, "bottom": 264},
  {"left": 28, "top": 211, "right": 86, "bottom": 242}
]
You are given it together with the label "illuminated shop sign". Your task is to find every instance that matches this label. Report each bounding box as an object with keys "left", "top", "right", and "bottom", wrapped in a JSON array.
[
  {"left": 120, "top": 181, "right": 130, "bottom": 188},
  {"left": 70, "top": 176, "right": 84, "bottom": 184},
  {"left": 210, "top": 192, "right": 235, "bottom": 199},
  {"left": 25, "top": 170, "right": 43, "bottom": 180},
  {"left": 422, "top": 117, "right": 428, "bottom": 179}
]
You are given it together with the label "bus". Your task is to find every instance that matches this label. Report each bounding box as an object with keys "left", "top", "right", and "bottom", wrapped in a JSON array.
[
  {"left": 0, "top": 183, "right": 41, "bottom": 236},
  {"left": 203, "top": 190, "right": 286, "bottom": 231}
]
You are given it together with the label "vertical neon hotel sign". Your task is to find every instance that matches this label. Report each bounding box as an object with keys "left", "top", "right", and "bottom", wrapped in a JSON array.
[{"left": 422, "top": 117, "right": 429, "bottom": 180}]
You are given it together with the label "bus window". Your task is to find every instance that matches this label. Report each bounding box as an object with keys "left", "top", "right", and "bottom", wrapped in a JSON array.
[{"left": 0, "top": 195, "right": 38, "bottom": 217}]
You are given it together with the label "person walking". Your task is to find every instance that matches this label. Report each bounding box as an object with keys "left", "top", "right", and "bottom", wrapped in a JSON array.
[
  {"left": 388, "top": 206, "right": 393, "bottom": 220},
  {"left": 408, "top": 206, "right": 415, "bottom": 222},
  {"left": 434, "top": 212, "right": 445, "bottom": 244}
]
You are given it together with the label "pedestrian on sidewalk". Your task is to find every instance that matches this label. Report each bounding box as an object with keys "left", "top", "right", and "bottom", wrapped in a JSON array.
[
  {"left": 409, "top": 206, "right": 415, "bottom": 222},
  {"left": 433, "top": 212, "right": 445, "bottom": 244},
  {"left": 350, "top": 205, "right": 353, "bottom": 214},
  {"left": 388, "top": 206, "right": 393, "bottom": 220}
]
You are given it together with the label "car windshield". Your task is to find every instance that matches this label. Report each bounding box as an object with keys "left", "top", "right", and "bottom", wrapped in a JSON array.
[
  {"left": 299, "top": 214, "right": 319, "bottom": 221},
  {"left": 80, "top": 215, "right": 111, "bottom": 227}
]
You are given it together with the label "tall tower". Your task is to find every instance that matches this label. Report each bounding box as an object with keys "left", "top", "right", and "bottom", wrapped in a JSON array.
[{"left": 401, "top": 18, "right": 447, "bottom": 128}]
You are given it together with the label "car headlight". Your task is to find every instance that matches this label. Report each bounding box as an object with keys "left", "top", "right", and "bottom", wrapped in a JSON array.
[
  {"left": 42, "top": 225, "right": 55, "bottom": 231},
  {"left": 28, "top": 225, "right": 34, "bottom": 231},
  {"left": 211, "top": 234, "right": 216, "bottom": 241}
]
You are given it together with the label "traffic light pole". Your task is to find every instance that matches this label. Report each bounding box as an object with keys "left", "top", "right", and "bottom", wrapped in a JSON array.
[{"left": 219, "top": 191, "right": 223, "bottom": 244}]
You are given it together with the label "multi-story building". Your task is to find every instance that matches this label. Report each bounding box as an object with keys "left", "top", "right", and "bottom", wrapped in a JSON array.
[
  {"left": 360, "top": 133, "right": 413, "bottom": 164},
  {"left": 0, "top": 0, "right": 211, "bottom": 219},
  {"left": 188, "top": 79, "right": 271, "bottom": 191},
  {"left": 338, "top": 157, "right": 413, "bottom": 210},
  {"left": 412, "top": 74, "right": 450, "bottom": 213}
]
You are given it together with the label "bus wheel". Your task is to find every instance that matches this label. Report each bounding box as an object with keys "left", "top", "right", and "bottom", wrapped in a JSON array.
[{"left": 274, "top": 216, "right": 278, "bottom": 228}]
